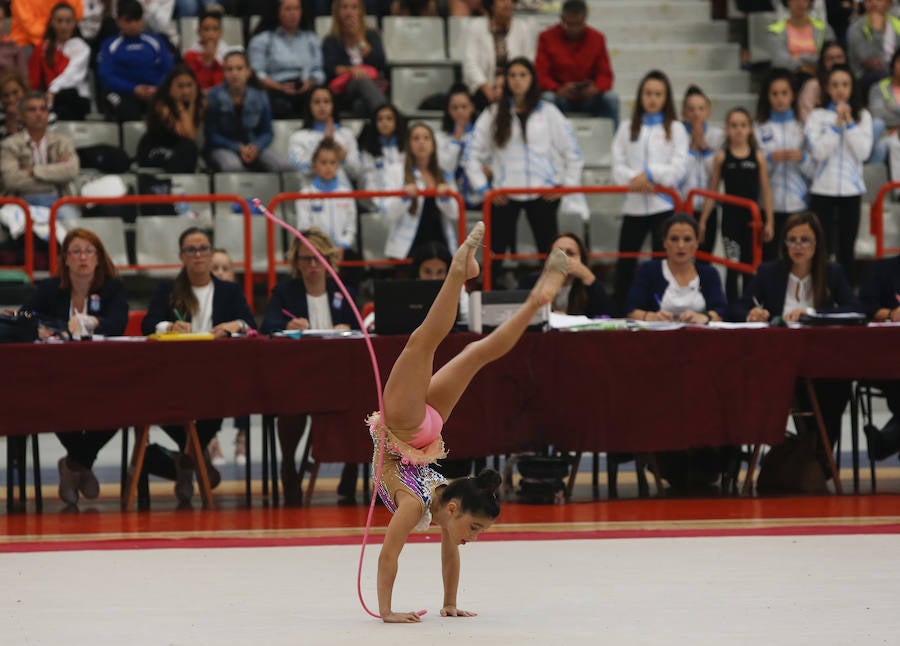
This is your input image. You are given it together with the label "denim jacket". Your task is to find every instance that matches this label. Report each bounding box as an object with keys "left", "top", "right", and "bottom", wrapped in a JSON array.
[{"left": 204, "top": 84, "right": 274, "bottom": 153}]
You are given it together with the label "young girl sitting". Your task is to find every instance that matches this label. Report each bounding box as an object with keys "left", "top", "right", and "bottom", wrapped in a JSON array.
[
  {"left": 436, "top": 84, "right": 482, "bottom": 210},
  {"left": 295, "top": 139, "right": 357, "bottom": 263},
  {"left": 755, "top": 68, "right": 814, "bottom": 260},
  {"left": 700, "top": 107, "right": 774, "bottom": 301},
  {"left": 358, "top": 103, "right": 406, "bottom": 214},
  {"left": 28, "top": 2, "right": 91, "bottom": 120},
  {"left": 373, "top": 220, "right": 569, "bottom": 622},
  {"left": 288, "top": 85, "right": 360, "bottom": 185},
  {"left": 183, "top": 4, "right": 230, "bottom": 92}
]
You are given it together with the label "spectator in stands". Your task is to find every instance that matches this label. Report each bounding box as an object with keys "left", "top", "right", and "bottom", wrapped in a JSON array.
[
  {"left": 846, "top": 0, "right": 899, "bottom": 95},
  {"left": 295, "top": 139, "right": 358, "bottom": 261},
  {"left": 248, "top": 0, "right": 324, "bottom": 119},
  {"left": 78, "top": 0, "right": 111, "bottom": 49},
  {"left": 611, "top": 69, "right": 688, "bottom": 308},
  {"left": 534, "top": 0, "right": 618, "bottom": 127},
  {"left": 755, "top": 68, "right": 814, "bottom": 261},
  {"left": 136, "top": 63, "right": 205, "bottom": 171},
  {"left": 625, "top": 213, "right": 726, "bottom": 323},
  {"left": 288, "top": 85, "right": 361, "bottom": 183},
  {"left": 679, "top": 85, "right": 724, "bottom": 258},
  {"left": 136, "top": 0, "right": 179, "bottom": 50},
  {"left": 436, "top": 84, "right": 482, "bottom": 209},
  {"left": 358, "top": 103, "right": 406, "bottom": 212},
  {"left": 205, "top": 50, "right": 290, "bottom": 172},
  {"left": 0, "top": 3, "right": 28, "bottom": 78},
  {"left": 29, "top": 3, "right": 92, "bottom": 121},
  {"left": 464, "top": 57, "right": 582, "bottom": 284},
  {"left": 259, "top": 228, "right": 359, "bottom": 506},
  {"left": 322, "top": 0, "right": 388, "bottom": 117},
  {"left": 174, "top": 0, "right": 202, "bottom": 18},
  {"left": 23, "top": 228, "right": 128, "bottom": 506},
  {"left": 0, "top": 91, "right": 80, "bottom": 218},
  {"left": 859, "top": 252, "right": 900, "bottom": 461},
  {"left": 10, "top": 0, "right": 84, "bottom": 51},
  {"left": 806, "top": 63, "right": 872, "bottom": 284},
  {"left": 449, "top": 0, "right": 486, "bottom": 16},
  {"left": 521, "top": 231, "right": 617, "bottom": 318},
  {"left": 97, "top": 0, "right": 174, "bottom": 122},
  {"left": 767, "top": 0, "right": 835, "bottom": 77},
  {"left": 384, "top": 122, "right": 459, "bottom": 258},
  {"left": 0, "top": 70, "right": 28, "bottom": 138},
  {"left": 141, "top": 226, "right": 256, "bottom": 503},
  {"left": 183, "top": 4, "right": 229, "bottom": 92},
  {"left": 869, "top": 48, "right": 900, "bottom": 165},
  {"left": 797, "top": 39, "right": 845, "bottom": 123},
  {"left": 462, "top": 0, "right": 534, "bottom": 111},
  {"left": 389, "top": 0, "right": 437, "bottom": 15},
  {"left": 740, "top": 211, "right": 856, "bottom": 446},
  {"left": 699, "top": 107, "right": 775, "bottom": 302}
]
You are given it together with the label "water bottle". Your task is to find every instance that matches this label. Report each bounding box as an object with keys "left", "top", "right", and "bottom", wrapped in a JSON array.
[{"left": 175, "top": 193, "right": 190, "bottom": 217}]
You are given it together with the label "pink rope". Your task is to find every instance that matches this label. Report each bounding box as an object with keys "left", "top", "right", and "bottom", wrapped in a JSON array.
[{"left": 253, "top": 199, "right": 425, "bottom": 621}]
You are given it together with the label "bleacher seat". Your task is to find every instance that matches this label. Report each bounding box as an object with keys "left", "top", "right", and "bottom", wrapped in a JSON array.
[
  {"left": 136, "top": 216, "right": 195, "bottom": 268},
  {"left": 570, "top": 117, "right": 614, "bottom": 168},
  {"left": 359, "top": 211, "right": 391, "bottom": 261},
  {"left": 120, "top": 121, "right": 146, "bottom": 160},
  {"left": 52, "top": 121, "right": 120, "bottom": 149},
  {"left": 447, "top": 16, "right": 485, "bottom": 61},
  {"left": 160, "top": 173, "right": 214, "bottom": 222},
  {"left": 212, "top": 172, "right": 281, "bottom": 216},
  {"left": 313, "top": 15, "right": 379, "bottom": 40},
  {"left": 212, "top": 172, "right": 284, "bottom": 270},
  {"left": 382, "top": 17, "right": 447, "bottom": 63},
  {"left": 582, "top": 167, "right": 622, "bottom": 256},
  {"left": 179, "top": 15, "right": 245, "bottom": 52},
  {"left": 270, "top": 119, "right": 304, "bottom": 158},
  {"left": 68, "top": 217, "right": 129, "bottom": 266},
  {"left": 390, "top": 66, "right": 454, "bottom": 115}
]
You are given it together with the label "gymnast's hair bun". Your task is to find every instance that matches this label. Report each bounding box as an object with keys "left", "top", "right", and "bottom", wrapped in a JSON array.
[{"left": 475, "top": 468, "right": 502, "bottom": 494}]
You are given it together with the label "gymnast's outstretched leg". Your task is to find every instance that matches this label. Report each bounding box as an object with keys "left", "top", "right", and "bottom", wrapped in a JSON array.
[
  {"left": 425, "top": 248, "right": 568, "bottom": 421},
  {"left": 382, "top": 222, "right": 485, "bottom": 430}
]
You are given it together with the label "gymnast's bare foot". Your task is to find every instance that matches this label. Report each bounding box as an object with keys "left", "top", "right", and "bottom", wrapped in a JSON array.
[
  {"left": 452, "top": 221, "right": 484, "bottom": 280},
  {"left": 531, "top": 248, "right": 569, "bottom": 306}
]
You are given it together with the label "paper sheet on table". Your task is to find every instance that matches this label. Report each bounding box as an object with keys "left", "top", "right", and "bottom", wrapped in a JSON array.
[
  {"left": 707, "top": 321, "right": 770, "bottom": 330},
  {"left": 549, "top": 312, "right": 630, "bottom": 331}
]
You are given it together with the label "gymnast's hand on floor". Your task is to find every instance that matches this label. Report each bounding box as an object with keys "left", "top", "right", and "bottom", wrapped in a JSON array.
[
  {"left": 441, "top": 605, "right": 477, "bottom": 617},
  {"left": 381, "top": 611, "right": 422, "bottom": 623}
]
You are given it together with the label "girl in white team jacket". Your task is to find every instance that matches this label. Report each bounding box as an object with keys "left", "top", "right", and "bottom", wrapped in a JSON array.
[
  {"left": 288, "top": 85, "right": 360, "bottom": 185},
  {"left": 611, "top": 69, "right": 689, "bottom": 306},
  {"left": 805, "top": 64, "right": 873, "bottom": 284},
  {"left": 383, "top": 123, "right": 459, "bottom": 259},
  {"left": 463, "top": 57, "right": 583, "bottom": 285}
]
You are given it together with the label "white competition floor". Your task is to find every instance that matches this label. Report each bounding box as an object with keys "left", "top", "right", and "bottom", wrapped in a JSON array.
[{"left": 2, "top": 534, "right": 897, "bottom": 645}]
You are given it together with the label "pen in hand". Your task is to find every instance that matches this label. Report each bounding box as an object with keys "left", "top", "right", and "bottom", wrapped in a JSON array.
[
  {"left": 753, "top": 297, "right": 764, "bottom": 310},
  {"left": 281, "top": 308, "right": 298, "bottom": 320}
]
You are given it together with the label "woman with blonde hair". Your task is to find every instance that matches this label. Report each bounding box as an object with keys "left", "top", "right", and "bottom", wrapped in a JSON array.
[{"left": 261, "top": 227, "right": 361, "bottom": 505}]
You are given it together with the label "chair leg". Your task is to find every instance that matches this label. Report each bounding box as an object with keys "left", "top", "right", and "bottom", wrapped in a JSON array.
[
  {"left": 606, "top": 456, "right": 619, "bottom": 500},
  {"left": 31, "top": 434, "right": 41, "bottom": 513},
  {"left": 804, "top": 378, "right": 842, "bottom": 494},
  {"left": 864, "top": 388, "right": 877, "bottom": 492},
  {"left": 591, "top": 452, "right": 600, "bottom": 500},
  {"left": 244, "top": 419, "right": 253, "bottom": 508},
  {"left": 261, "top": 416, "right": 270, "bottom": 497},
  {"left": 16, "top": 436, "right": 26, "bottom": 508},
  {"left": 120, "top": 427, "right": 129, "bottom": 493},
  {"left": 185, "top": 422, "right": 214, "bottom": 509},
  {"left": 639, "top": 453, "right": 664, "bottom": 497},
  {"left": 268, "top": 420, "right": 279, "bottom": 506},
  {"left": 362, "top": 462, "right": 370, "bottom": 504},
  {"left": 6, "top": 438, "right": 14, "bottom": 513},
  {"left": 564, "top": 452, "right": 581, "bottom": 499},
  {"left": 123, "top": 426, "right": 150, "bottom": 510},
  {"left": 849, "top": 385, "right": 860, "bottom": 493}
]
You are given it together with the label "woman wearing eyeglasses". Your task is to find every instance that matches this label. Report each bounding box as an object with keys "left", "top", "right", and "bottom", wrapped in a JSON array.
[
  {"left": 739, "top": 211, "right": 858, "bottom": 449},
  {"left": 140, "top": 226, "right": 256, "bottom": 504},
  {"left": 22, "top": 227, "right": 128, "bottom": 506},
  {"left": 261, "top": 228, "right": 360, "bottom": 505}
]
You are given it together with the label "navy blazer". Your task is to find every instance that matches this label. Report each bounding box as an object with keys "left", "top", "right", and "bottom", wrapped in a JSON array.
[
  {"left": 260, "top": 278, "right": 359, "bottom": 334},
  {"left": 25, "top": 277, "right": 129, "bottom": 336},
  {"left": 735, "top": 261, "right": 859, "bottom": 321},
  {"left": 141, "top": 275, "right": 256, "bottom": 335},
  {"left": 859, "top": 256, "right": 900, "bottom": 318},
  {"left": 519, "top": 272, "right": 618, "bottom": 318},
  {"left": 625, "top": 259, "right": 728, "bottom": 317},
  {"left": 322, "top": 30, "right": 387, "bottom": 80}
]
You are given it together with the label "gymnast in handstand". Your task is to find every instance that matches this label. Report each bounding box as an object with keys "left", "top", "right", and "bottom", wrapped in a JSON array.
[{"left": 372, "top": 220, "right": 569, "bottom": 622}]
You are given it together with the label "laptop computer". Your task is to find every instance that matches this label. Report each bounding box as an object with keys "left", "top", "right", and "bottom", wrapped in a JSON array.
[{"left": 374, "top": 279, "right": 456, "bottom": 335}]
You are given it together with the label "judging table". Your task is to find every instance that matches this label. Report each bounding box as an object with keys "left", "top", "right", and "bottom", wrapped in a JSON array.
[{"left": 3, "top": 326, "right": 900, "bottom": 463}]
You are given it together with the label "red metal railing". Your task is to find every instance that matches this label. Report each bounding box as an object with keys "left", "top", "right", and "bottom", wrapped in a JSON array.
[
  {"left": 265, "top": 189, "right": 468, "bottom": 294},
  {"left": 683, "top": 188, "right": 764, "bottom": 273},
  {"left": 869, "top": 181, "right": 900, "bottom": 259},
  {"left": 48, "top": 194, "right": 255, "bottom": 306},
  {"left": 0, "top": 197, "right": 34, "bottom": 281},
  {"left": 480, "top": 185, "right": 683, "bottom": 290}
]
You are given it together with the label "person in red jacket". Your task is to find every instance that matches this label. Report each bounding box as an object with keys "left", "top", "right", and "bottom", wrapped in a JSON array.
[{"left": 534, "top": 0, "right": 619, "bottom": 126}]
